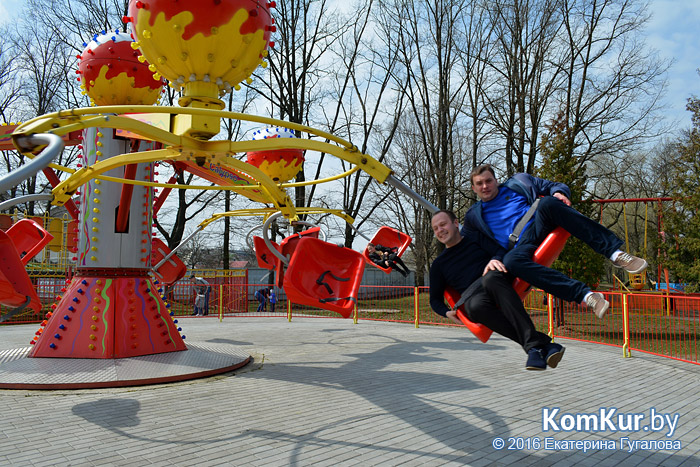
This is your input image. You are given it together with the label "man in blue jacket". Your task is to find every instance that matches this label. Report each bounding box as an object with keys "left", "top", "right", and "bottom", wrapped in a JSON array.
[
  {"left": 462, "top": 164, "right": 647, "bottom": 319},
  {"left": 430, "top": 210, "right": 564, "bottom": 371}
]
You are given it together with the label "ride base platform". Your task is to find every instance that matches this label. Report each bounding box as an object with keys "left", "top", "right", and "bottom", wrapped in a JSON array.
[{"left": 0, "top": 341, "right": 251, "bottom": 389}]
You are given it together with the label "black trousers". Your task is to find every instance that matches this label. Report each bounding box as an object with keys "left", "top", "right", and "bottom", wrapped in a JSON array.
[{"left": 465, "top": 271, "right": 550, "bottom": 353}]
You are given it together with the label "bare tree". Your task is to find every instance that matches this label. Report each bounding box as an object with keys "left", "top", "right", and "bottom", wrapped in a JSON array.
[
  {"left": 0, "top": 30, "right": 22, "bottom": 123},
  {"left": 559, "top": 0, "right": 669, "bottom": 175},
  {"left": 481, "top": 0, "right": 565, "bottom": 175},
  {"left": 310, "top": 0, "right": 408, "bottom": 248},
  {"left": 26, "top": 0, "right": 128, "bottom": 54},
  {"left": 372, "top": 0, "right": 476, "bottom": 281},
  {"left": 3, "top": 16, "right": 79, "bottom": 215},
  {"left": 251, "top": 0, "right": 350, "bottom": 213},
  {"left": 456, "top": 0, "right": 498, "bottom": 174}
]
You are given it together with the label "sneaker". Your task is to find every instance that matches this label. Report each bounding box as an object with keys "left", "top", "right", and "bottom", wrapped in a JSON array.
[
  {"left": 526, "top": 348, "right": 546, "bottom": 371},
  {"left": 544, "top": 343, "right": 565, "bottom": 368},
  {"left": 585, "top": 292, "right": 609, "bottom": 319},
  {"left": 612, "top": 252, "right": 648, "bottom": 274}
]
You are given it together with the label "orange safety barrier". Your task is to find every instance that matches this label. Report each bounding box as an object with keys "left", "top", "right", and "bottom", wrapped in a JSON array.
[
  {"left": 446, "top": 227, "right": 571, "bottom": 342},
  {"left": 6, "top": 218, "right": 54, "bottom": 265},
  {"left": 151, "top": 238, "right": 187, "bottom": 285},
  {"left": 363, "top": 226, "right": 412, "bottom": 274},
  {"left": 283, "top": 237, "right": 365, "bottom": 318}
]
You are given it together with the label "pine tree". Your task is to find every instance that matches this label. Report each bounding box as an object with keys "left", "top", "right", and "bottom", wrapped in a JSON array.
[
  {"left": 660, "top": 97, "right": 700, "bottom": 292},
  {"left": 537, "top": 111, "right": 605, "bottom": 288}
]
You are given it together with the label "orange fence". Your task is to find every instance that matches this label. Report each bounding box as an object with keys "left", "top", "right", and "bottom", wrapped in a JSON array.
[{"left": 2, "top": 280, "right": 698, "bottom": 366}]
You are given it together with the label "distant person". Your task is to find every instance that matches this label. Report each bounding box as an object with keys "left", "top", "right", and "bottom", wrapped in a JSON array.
[
  {"left": 255, "top": 286, "right": 271, "bottom": 312},
  {"left": 270, "top": 289, "right": 277, "bottom": 313},
  {"left": 463, "top": 164, "right": 648, "bottom": 319},
  {"left": 366, "top": 243, "right": 410, "bottom": 277},
  {"left": 190, "top": 275, "right": 211, "bottom": 316}
]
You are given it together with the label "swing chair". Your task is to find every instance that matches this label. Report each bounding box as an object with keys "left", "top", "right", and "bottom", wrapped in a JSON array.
[
  {"left": 446, "top": 227, "right": 571, "bottom": 343},
  {"left": 251, "top": 215, "right": 326, "bottom": 287},
  {"left": 0, "top": 227, "right": 43, "bottom": 317},
  {"left": 623, "top": 202, "right": 648, "bottom": 290},
  {"left": 284, "top": 237, "right": 365, "bottom": 318},
  {"left": 6, "top": 218, "right": 54, "bottom": 265},
  {"left": 362, "top": 226, "right": 412, "bottom": 274},
  {"left": 253, "top": 236, "right": 280, "bottom": 270},
  {"left": 151, "top": 238, "right": 187, "bottom": 286},
  {"left": 0, "top": 218, "right": 53, "bottom": 321},
  {"left": 257, "top": 213, "right": 365, "bottom": 316}
]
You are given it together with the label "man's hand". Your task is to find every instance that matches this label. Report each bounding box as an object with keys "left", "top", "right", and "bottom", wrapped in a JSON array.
[
  {"left": 483, "top": 259, "right": 507, "bottom": 275},
  {"left": 553, "top": 192, "right": 572, "bottom": 206},
  {"left": 446, "top": 309, "right": 463, "bottom": 325}
]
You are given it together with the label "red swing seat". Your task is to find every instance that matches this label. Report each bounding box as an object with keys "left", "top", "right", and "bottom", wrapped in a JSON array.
[
  {"left": 279, "top": 226, "right": 321, "bottom": 257},
  {"left": 273, "top": 226, "right": 322, "bottom": 288},
  {"left": 6, "top": 219, "right": 54, "bottom": 265},
  {"left": 0, "top": 229, "right": 41, "bottom": 313},
  {"left": 363, "top": 226, "right": 412, "bottom": 274},
  {"left": 253, "top": 236, "right": 280, "bottom": 270},
  {"left": 447, "top": 227, "right": 571, "bottom": 342},
  {"left": 151, "top": 238, "right": 188, "bottom": 286},
  {"left": 283, "top": 237, "right": 365, "bottom": 318}
]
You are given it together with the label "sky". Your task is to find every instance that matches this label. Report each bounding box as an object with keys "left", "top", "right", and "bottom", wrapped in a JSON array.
[
  {"left": 1, "top": 0, "right": 698, "bottom": 129},
  {"left": 0, "top": 0, "right": 697, "bottom": 251}
]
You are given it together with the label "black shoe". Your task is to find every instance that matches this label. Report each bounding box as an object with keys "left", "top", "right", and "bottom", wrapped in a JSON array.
[
  {"left": 544, "top": 343, "right": 565, "bottom": 368},
  {"left": 526, "top": 348, "right": 546, "bottom": 371}
]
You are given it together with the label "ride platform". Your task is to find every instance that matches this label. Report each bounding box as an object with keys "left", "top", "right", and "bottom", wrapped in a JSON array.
[{"left": 0, "top": 341, "right": 251, "bottom": 389}]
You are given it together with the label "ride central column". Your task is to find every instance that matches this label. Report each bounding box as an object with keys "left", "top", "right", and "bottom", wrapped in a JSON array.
[{"left": 28, "top": 31, "right": 186, "bottom": 359}]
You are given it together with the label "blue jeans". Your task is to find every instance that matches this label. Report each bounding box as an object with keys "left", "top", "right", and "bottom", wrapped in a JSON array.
[
  {"left": 503, "top": 197, "right": 623, "bottom": 303},
  {"left": 255, "top": 292, "right": 266, "bottom": 312}
]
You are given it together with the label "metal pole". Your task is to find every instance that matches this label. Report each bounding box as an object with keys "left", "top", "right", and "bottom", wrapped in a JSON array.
[
  {"left": 385, "top": 174, "right": 439, "bottom": 214},
  {"left": 0, "top": 134, "right": 64, "bottom": 193},
  {"left": 0, "top": 193, "right": 53, "bottom": 211},
  {"left": 153, "top": 225, "right": 203, "bottom": 271}
]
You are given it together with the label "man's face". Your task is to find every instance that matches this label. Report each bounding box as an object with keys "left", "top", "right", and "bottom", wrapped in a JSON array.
[
  {"left": 472, "top": 171, "right": 498, "bottom": 202},
  {"left": 431, "top": 212, "right": 461, "bottom": 247}
]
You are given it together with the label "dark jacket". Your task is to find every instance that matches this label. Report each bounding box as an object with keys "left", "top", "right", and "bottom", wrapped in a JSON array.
[
  {"left": 429, "top": 229, "right": 500, "bottom": 317},
  {"left": 461, "top": 173, "right": 571, "bottom": 258}
]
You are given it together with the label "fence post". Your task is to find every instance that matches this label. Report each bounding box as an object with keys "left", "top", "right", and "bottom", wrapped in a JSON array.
[
  {"left": 218, "top": 283, "right": 223, "bottom": 322},
  {"left": 287, "top": 298, "right": 292, "bottom": 322},
  {"left": 353, "top": 302, "right": 358, "bottom": 324},
  {"left": 547, "top": 293, "right": 554, "bottom": 338},
  {"left": 414, "top": 286, "right": 419, "bottom": 328},
  {"left": 622, "top": 293, "right": 631, "bottom": 358}
]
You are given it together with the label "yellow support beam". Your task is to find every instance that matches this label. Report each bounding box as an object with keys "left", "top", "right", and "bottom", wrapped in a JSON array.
[
  {"left": 50, "top": 148, "right": 296, "bottom": 219},
  {"left": 13, "top": 105, "right": 394, "bottom": 184}
]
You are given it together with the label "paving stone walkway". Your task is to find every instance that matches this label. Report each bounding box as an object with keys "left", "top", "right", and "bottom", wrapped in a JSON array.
[{"left": 0, "top": 317, "right": 698, "bottom": 466}]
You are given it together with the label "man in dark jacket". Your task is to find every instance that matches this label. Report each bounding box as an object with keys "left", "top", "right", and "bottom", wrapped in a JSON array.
[
  {"left": 367, "top": 243, "right": 410, "bottom": 276},
  {"left": 430, "top": 210, "right": 564, "bottom": 371},
  {"left": 462, "top": 164, "right": 647, "bottom": 319}
]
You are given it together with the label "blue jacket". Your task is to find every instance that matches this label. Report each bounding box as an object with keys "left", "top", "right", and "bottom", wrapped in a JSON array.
[{"left": 461, "top": 173, "right": 571, "bottom": 258}]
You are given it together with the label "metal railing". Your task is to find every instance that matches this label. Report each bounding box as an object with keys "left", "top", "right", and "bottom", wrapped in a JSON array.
[{"left": 3, "top": 279, "right": 698, "bottom": 366}]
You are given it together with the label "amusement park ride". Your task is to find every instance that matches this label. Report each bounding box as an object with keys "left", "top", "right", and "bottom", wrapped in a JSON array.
[{"left": 0, "top": 0, "right": 568, "bottom": 388}]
